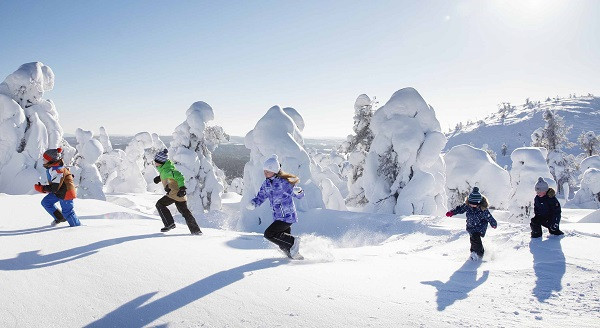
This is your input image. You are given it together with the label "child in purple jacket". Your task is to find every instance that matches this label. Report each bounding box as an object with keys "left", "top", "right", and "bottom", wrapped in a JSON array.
[{"left": 247, "top": 155, "right": 304, "bottom": 259}]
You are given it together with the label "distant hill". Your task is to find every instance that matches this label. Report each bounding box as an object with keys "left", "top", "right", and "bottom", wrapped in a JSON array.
[{"left": 445, "top": 95, "right": 600, "bottom": 169}]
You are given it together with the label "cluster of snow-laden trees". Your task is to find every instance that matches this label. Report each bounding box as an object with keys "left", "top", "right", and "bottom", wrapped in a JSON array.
[{"left": 2, "top": 62, "right": 598, "bottom": 230}]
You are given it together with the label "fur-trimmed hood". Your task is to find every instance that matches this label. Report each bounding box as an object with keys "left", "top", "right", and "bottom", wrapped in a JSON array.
[
  {"left": 547, "top": 187, "right": 556, "bottom": 198},
  {"left": 465, "top": 195, "right": 489, "bottom": 210}
]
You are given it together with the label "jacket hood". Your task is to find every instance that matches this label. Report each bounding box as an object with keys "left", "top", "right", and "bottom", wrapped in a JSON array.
[{"left": 547, "top": 188, "right": 556, "bottom": 198}]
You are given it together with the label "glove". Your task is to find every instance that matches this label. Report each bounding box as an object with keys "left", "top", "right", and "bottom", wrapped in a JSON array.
[
  {"left": 492, "top": 224, "right": 497, "bottom": 229},
  {"left": 153, "top": 176, "right": 161, "bottom": 184},
  {"left": 34, "top": 183, "right": 46, "bottom": 193},
  {"left": 164, "top": 186, "right": 171, "bottom": 194},
  {"left": 293, "top": 186, "right": 303, "bottom": 195},
  {"left": 177, "top": 187, "right": 187, "bottom": 197},
  {"left": 445, "top": 211, "right": 454, "bottom": 217},
  {"left": 246, "top": 203, "right": 256, "bottom": 210}
]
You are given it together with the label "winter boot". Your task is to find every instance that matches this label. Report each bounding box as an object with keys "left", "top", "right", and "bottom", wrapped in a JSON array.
[
  {"left": 549, "top": 229, "right": 564, "bottom": 236},
  {"left": 65, "top": 214, "right": 81, "bottom": 227},
  {"left": 51, "top": 210, "right": 67, "bottom": 226},
  {"left": 191, "top": 230, "right": 203, "bottom": 236},
  {"left": 289, "top": 236, "right": 301, "bottom": 258},
  {"left": 530, "top": 223, "right": 542, "bottom": 238},
  {"left": 469, "top": 251, "right": 480, "bottom": 261},
  {"left": 161, "top": 223, "right": 176, "bottom": 232}
]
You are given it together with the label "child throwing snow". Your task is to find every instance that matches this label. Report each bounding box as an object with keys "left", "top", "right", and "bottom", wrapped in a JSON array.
[
  {"left": 446, "top": 187, "right": 497, "bottom": 261},
  {"left": 34, "top": 148, "right": 81, "bottom": 227},
  {"left": 247, "top": 155, "right": 304, "bottom": 259},
  {"left": 153, "top": 149, "right": 202, "bottom": 235},
  {"left": 530, "top": 177, "right": 563, "bottom": 238}
]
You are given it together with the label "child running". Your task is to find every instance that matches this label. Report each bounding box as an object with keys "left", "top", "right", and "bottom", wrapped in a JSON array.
[
  {"left": 530, "top": 177, "right": 563, "bottom": 238},
  {"left": 446, "top": 187, "right": 497, "bottom": 261},
  {"left": 153, "top": 149, "right": 202, "bottom": 235},
  {"left": 34, "top": 148, "right": 81, "bottom": 227},
  {"left": 247, "top": 155, "right": 304, "bottom": 259}
]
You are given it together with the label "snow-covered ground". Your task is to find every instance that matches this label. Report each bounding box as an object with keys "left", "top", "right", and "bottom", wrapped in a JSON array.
[{"left": 1, "top": 193, "right": 599, "bottom": 327}]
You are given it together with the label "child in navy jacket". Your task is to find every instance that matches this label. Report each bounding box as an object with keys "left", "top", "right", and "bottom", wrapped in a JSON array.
[{"left": 446, "top": 187, "right": 497, "bottom": 261}]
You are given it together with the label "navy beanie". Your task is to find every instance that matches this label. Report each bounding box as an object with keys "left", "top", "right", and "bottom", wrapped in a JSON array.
[
  {"left": 468, "top": 187, "right": 482, "bottom": 204},
  {"left": 154, "top": 149, "right": 169, "bottom": 164}
]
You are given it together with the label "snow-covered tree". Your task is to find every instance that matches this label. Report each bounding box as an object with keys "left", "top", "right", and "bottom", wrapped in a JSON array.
[
  {"left": 531, "top": 110, "right": 576, "bottom": 196},
  {"left": 578, "top": 131, "right": 600, "bottom": 156},
  {"left": 481, "top": 144, "right": 497, "bottom": 163},
  {"left": 501, "top": 143, "right": 508, "bottom": 157},
  {"left": 72, "top": 128, "right": 105, "bottom": 200},
  {"left": 170, "top": 101, "right": 227, "bottom": 213},
  {"left": 0, "top": 62, "right": 75, "bottom": 194},
  {"left": 362, "top": 87, "right": 447, "bottom": 215},
  {"left": 104, "top": 132, "right": 165, "bottom": 194},
  {"left": 97, "top": 126, "right": 113, "bottom": 153},
  {"left": 444, "top": 145, "right": 510, "bottom": 210},
  {"left": 229, "top": 177, "right": 243, "bottom": 195},
  {"left": 339, "top": 94, "right": 376, "bottom": 206},
  {"left": 508, "top": 147, "right": 556, "bottom": 222},
  {"left": 567, "top": 168, "right": 600, "bottom": 209},
  {"left": 240, "top": 105, "right": 325, "bottom": 231}
]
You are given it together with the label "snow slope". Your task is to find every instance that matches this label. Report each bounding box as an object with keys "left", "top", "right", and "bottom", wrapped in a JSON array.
[
  {"left": 1, "top": 194, "right": 598, "bottom": 327},
  {"left": 446, "top": 96, "right": 600, "bottom": 169}
]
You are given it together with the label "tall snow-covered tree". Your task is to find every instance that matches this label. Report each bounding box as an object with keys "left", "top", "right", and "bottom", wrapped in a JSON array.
[
  {"left": 362, "top": 87, "right": 447, "bottom": 215},
  {"left": 170, "top": 101, "right": 228, "bottom": 213},
  {"left": 578, "top": 131, "right": 600, "bottom": 156},
  {"left": 340, "top": 94, "right": 376, "bottom": 206}
]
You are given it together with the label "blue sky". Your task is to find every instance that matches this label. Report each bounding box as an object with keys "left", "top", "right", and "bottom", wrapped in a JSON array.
[{"left": 1, "top": 0, "right": 599, "bottom": 138}]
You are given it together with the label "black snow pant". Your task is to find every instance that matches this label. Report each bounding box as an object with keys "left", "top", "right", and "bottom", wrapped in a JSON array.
[
  {"left": 264, "top": 220, "right": 295, "bottom": 252},
  {"left": 469, "top": 232, "right": 484, "bottom": 257},
  {"left": 530, "top": 215, "right": 560, "bottom": 236},
  {"left": 156, "top": 196, "right": 201, "bottom": 233}
]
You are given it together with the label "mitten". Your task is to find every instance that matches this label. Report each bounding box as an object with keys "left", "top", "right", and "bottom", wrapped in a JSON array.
[
  {"left": 153, "top": 176, "right": 161, "bottom": 184},
  {"left": 445, "top": 211, "right": 454, "bottom": 217},
  {"left": 177, "top": 187, "right": 187, "bottom": 197},
  {"left": 34, "top": 183, "right": 46, "bottom": 193},
  {"left": 246, "top": 203, "right": 256, "bottom": 210},
  {"left": 293, "top": 186, "right": 303, "bottom": 195}
]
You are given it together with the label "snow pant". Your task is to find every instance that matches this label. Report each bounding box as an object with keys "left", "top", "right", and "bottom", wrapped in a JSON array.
[
  {"left": 469, "top": 232, "right": 484, "bottom": 257},
  {"left": 156, "top": 196, "right": 201, "bottom": 233},
  {"left": 530, "top": 215, "right": 560, "bottom": 236},
  {"left": 41, "top": 193, "right": 80, "bottom": 227},
  {"left": 264, "top": 220, "right": 295, "bottom": 252}
]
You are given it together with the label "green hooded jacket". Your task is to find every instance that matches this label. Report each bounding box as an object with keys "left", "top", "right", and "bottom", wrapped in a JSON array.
[{"left": 157, "top": 160, "right": 187, "bottom": 201}]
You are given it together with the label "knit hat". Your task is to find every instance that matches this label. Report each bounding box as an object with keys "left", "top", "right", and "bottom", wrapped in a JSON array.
[
  {"left": 535, "top": 177, "right": 549, "bottom": 193},
  {"left": 43, "top": 148, "right": 63, "bottom": 162},
  {"left": 468, "top": 187, "right": 483, "bottom": 204},
  {"left": 263, "top": 154, "right": 280, "bottom": 173},
  {"left": 154, "top": 149, "right": 169, "bottom": 164}
]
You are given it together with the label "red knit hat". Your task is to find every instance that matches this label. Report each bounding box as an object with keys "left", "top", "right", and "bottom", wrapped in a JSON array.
[{"left": 43, "top": 148, "right": 63, "bottom": 162}]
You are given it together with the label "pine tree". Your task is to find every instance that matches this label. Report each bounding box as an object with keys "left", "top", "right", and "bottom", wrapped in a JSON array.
[{"left": 501, "top": 143, "right": 508, "bottom": 157}]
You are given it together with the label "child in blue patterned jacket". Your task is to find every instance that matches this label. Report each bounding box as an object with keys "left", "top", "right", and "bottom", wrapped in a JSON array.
[
  {"left": 247, "top": 155, "right": 305, "bottom": 259},
  {"left": 446, "top": 187, "right": 497, "bottom": 261}
]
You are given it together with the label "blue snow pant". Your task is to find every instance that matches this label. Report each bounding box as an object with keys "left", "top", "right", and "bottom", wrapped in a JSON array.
[{"left": 41, "top": 193, "right": 80, "bottom": 227}]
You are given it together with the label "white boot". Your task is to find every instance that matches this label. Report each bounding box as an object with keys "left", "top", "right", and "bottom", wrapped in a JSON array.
[
  {"left": 289, "top": 237, "right": 301, "bottom": 258},
  {"left": 469, "top": 251, "right": 480, "bottom": 261}
]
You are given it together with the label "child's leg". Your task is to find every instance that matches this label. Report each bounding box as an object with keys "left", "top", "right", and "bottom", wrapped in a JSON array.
[
  {"left": 60, "top": 199, "right": 80, "bottom": 227},
  {"left": 156, "top": 196, "right": 176, "bottom": 227},
  {"left": 174, "top": 201, "right": 201, "bottom": 233},
  {"left": 41, "top": 193, "right": 60, "bottom": 219},
  {"left": 264, "top": 220, "right": 294, "bottom": 251},
  {"left": 469, "top": 232, "right": 484, "bottom": 256},
  {"left": 530, "top": 216, "right": 543, "bottom": 238}
]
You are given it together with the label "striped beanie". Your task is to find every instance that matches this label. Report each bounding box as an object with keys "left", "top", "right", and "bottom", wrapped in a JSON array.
[
  {"left": 154, "top": 149, "right": 169, "bottom": 164},
  {"left": 43, "top": 148, "right": 63, "bottom": 162},
  {"left": 468, "top": 187, "right": 482, "bottom": 204}
]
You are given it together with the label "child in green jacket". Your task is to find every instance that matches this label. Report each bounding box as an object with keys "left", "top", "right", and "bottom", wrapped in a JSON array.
[{"left": 153, "top": 149, "right": 202, "bottom": 235}]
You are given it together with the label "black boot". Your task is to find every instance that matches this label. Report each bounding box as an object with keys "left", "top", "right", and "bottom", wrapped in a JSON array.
[
  {"left": 530, "top": 223, "right": 542, "bottom": 238},
  {"left": 51, "top": 210, "right": 67, "bottom": 226},
  {"left": 161, "top": 223, "right": 176, "bottom": 232}
]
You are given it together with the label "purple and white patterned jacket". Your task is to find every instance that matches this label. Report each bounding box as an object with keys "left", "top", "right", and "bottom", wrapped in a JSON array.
[{"left": 251, "top": 176, "right": 304, "bottom": 223}]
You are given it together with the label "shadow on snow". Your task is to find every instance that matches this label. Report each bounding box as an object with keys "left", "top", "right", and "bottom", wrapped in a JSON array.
[
  {"left": 529, "top": 236, "right": 565, "bottom": 302},
  {"left": 85, "top": 258, "right": 288, "bottom": 327},
  {"left": 421, "top": 260, "right": 489, "bottom": 311}
]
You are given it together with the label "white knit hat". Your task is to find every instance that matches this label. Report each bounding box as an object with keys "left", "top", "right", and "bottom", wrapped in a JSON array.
[{"left": 263, "top": 154, "right": 280, "bottom": 173}]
